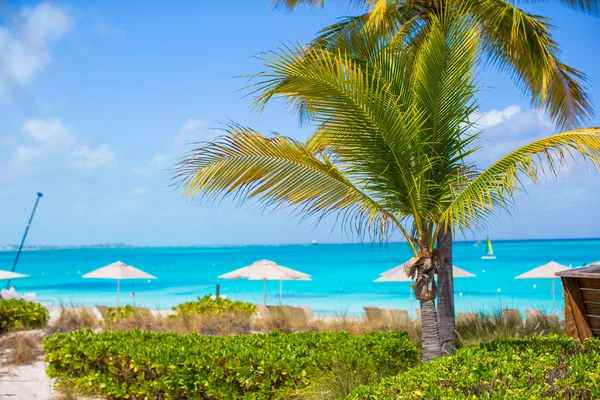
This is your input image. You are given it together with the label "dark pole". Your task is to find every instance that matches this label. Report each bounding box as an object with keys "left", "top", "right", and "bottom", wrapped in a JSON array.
[{"left": 6, "top": 192, "right": 43, "bottom": 289}]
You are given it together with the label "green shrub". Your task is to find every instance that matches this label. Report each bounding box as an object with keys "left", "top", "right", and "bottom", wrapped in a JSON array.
[
  {"left": 104, "top": 305, "right": 137, "bottom": 323},
  {"left": 293, "top": 348, "right": 400, "bottom": 400},
  {"left": 0, "top": 299, "right": 49, "bottom": 333},
  {"left": 44, "top": 329, "right": 418, "bottom": 399},
  {"left": 348, "top": 335, "right": 600, "bottom": 399},
  {"left": 173, "top": 294, "right": 256, "bottom": 316}
]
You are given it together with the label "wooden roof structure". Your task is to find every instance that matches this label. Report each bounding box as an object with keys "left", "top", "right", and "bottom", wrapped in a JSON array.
[{"left": 556, "top": 264, "right": 600, "bottom": 340}]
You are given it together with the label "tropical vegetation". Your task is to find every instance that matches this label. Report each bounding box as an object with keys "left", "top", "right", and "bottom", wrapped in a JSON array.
[
  {"left": 273, "top": 0, "right": 595, "bottom": 128},
  {"left": 44, "top": 329, "right": 418, "bottom": 399},
  {"left": 348, "top": 335, "right": 600, "bottom": 399},
  {"left": 0, "top": 299, "right": 49, "bottom": 333},
  {"left": 271, "top": 0, "right": 598, "bottom": 355},
  {"left": 172, "top": 294, "right": 257, "bottom": 316},
  {"left": 175, "top": 9, "right": 600, "bottom": 360},
  {"left": 104, "top": 305, "right": 139, "bottom": 323}
]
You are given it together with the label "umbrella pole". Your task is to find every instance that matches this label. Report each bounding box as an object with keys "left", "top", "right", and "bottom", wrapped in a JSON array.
[
  {"left": 117, "top": 279, "right": 120, "bottom": 307},
  {"left": 409, "top": 283, "right": 413, "bottom": 319},
  {"left": 279, "top": 280, "right": 282, "bottom": 305},
  {"left": 552, "top": 278, "right": 556, "bottom": 315},
  {"left": 263, "top": 278, "right": 267, "bottom": 306}
]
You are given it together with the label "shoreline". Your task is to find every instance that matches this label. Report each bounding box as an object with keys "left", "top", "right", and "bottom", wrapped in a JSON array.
[
  {"left": 2, "top": 239, "right": 591, "bottom": 318},
  {"left": 2, "top": 236, "right": 600, "bottom": 251},
  {"left": 41, "top": 300, "right": 564, "bottom": 321}
]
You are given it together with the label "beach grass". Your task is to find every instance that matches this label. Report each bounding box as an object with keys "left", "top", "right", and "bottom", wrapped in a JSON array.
[
  {"left": 456, "top": 308, "right": 564, "bottom": 348},
  {"left": 0, "top": 331, "right": 44, "bottom": 366},
  {"left": 151, "top": 311, "right": 254, "bottom": 335},
  {"left": 47, "top": 305, "right": 99, "bottom": 334},
  {"left": 291, "top": 353, "right": 396, "bottom": 400}
]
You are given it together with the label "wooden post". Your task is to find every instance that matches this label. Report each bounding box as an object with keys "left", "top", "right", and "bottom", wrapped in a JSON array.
[{"left": 562, "top": 277, "right": 593, "bottom": 341}]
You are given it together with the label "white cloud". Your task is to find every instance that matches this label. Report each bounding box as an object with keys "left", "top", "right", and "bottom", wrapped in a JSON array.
[
  {"left": 0, "top": 3, "right": 72, "bottom": 90},
  {"left": 12, "top": 118, "right": 74, "bottom": 166},
  {"left": 135, "top": 118, "right": 213, "bottom": 178},
  {"left": 120, "top": 186, "right": 152, "bottom": 212},
  {"left": 93, "top": 20, "right": 124, "bottom": 41},
  {"left": 474, "top": 105, "right": 522, "bottom": 129},
  {"left": 71, "top": 144, "right": 116, "bottom": 170},
  {"left": 128, "top": 186, "right": 151, "bottom": 199},
  {"left": 10, "top": 118, "right": 116, "bottom": 174},
  {"left": 471, "top": 106, "right": 555, "bottom": 167},
  {"left": 24, "top": 118, "right": 73, "bottom": 146}
]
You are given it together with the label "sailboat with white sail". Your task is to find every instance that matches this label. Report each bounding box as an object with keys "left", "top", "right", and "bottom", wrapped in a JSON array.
[{"left": 481, "top": 237, "right": 496, "bottom": 260}]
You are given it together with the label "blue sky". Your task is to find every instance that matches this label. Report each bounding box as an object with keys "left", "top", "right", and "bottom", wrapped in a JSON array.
[{"left": 0, "top": 1, "right": 599, "bottom": 246}]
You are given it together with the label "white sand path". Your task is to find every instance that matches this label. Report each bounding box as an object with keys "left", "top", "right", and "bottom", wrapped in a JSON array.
[{"left": 0, "top": 360, "right": 58, "bottom": 400}]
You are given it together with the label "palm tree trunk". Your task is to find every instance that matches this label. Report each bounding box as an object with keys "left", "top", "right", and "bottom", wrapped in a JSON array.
[
  {"left": 420, "top": 298, "right": 442, "bottom": 361},
  {"left": 436, "top": 226, "right": 455, "bottom": 355}
]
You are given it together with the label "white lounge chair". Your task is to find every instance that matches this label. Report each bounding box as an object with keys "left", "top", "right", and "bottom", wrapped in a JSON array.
[
  {"left": 23, "top": 293, "right": 36, "bottom": 302},
  {"left": 1, "top": 288, "right": 21, "bottom": 300}
]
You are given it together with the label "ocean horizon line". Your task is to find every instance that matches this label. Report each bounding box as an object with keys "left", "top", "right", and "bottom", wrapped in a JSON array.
[{"left": 1, "top": 236, "right": 600, "bottom": 251}]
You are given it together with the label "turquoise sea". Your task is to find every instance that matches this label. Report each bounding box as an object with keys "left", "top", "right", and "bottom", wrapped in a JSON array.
[{"left": 1, "top": 239, "right": 598, "bottom": 316}]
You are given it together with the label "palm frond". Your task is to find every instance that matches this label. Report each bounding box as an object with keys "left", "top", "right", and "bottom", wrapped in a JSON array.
[
  {"left": 301, "top": 0, "right": 595, "bottom": 130},
  {"left": 270, "top": 0, "right": 325, "bottom": 9},
  {"left": 247, "top": 43, "right": 425, "bottom": 221},
  {"left": 553, "top": 0, "right": 600, "bottom": 15},
  {"left": 248, "top": 14, "right": 484, "bottom": 247},
  {"left": 466, "top": 0, "right": 593, "bottom": 129},
  {"left": 174, "top": 124, "right": 418, "bottom": 253},
  {"left": 270, "top": 0, "right": 367, "bottom": 10},
  {"left": 409, "top": 14, "right": 482, "bottom": 242},
  {"left": 441, "top": 128, "right": 600, "bottom": 233},
  {"left": 310, "top": 2, "right": 422, "bottom": 53},
  {"left": 515, "top": 0, "right": 600, "bottom": 16}
]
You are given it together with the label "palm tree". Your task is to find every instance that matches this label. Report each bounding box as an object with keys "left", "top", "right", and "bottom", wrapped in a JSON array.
[
  {"left": 270, "top": 0, "right": 597, "bottom": 354},
  {"left": 275, "top": 0, "right": 597, "bottom": 128},
  {"left": 175, "top": 14, "right": 600, "bottom": 361}
]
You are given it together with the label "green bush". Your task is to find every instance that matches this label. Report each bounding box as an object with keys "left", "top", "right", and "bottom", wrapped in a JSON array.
[
  {"left": 0, "top": 299, "right": 49, "bottom": 333},
  {"left": 348, "top": 335, "right": 600, "bottom": 399},
  {"left": 44, "top": 329, "right": 418, "bottom": 399},
  {"left": 104, "top": 305, "right": 137, "bottom": 323},
  {"left": 173, "top": 294, "right": 256, "bottom": 316}
]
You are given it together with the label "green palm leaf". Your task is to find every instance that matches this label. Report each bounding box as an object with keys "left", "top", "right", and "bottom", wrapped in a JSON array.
[
  {"left": 441, "top": 128, "right": 600, "bottom": 233},
  {"left": 291, "top": 0, "right": 594, "bottom": 130},
  {"left": 465, "top": 0, "right": 592, "bottom": 129},
  {"left": 517, "top": 0, "right": 600, "bottom": 16},
  {"left": 175, "top": 124, "right": 417, "bottom": 253}
]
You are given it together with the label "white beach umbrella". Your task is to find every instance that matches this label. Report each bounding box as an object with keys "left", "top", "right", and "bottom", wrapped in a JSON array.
[
  {"left": 571, "top": 261, "right": 600, "bottom": 269},
  {"left": 374, "top": 269, "right": 411, "bottom": 283},
  {"left": 375, "top": 262, "right": 476, "bottom": 281},
  {"left": 374, "top": 260, "right": 416, "bottom": 315},
  {"left": 583, "top": 261, "right": 600, "bottom": 267},
  {"left": 82, "top": 261, "right": 156, "bottom": 306},
  {"left": 451, "top": 266, "right": 476, "bottom": 299},
  {"left": 219, "top": 259, "right": 311, "bottom": 305},
  {"left": 375, "top": 262, "right": 475, "bottom": 315},
  {"left": 378, "top": 257, "right": 419, "bottom": 279},
  {"left": 452, "top": 266, "right": 476, "bottom": 278},
  {"left": 0, "top": 269, "right": 28, "bottom": 280},
  {"left": 515, "top": 261, "right": 571, "bottom": 314},
  {"left": 373, "top": 258, "right": 475, "bottom": 312}
]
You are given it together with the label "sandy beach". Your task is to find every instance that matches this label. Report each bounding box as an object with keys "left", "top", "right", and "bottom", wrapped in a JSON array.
[
  {"left": 0, "top": 329, "right": 56, "bottom": 400},
  {"left": 0, "top": 360, "right": 58, "bottom": 400}
]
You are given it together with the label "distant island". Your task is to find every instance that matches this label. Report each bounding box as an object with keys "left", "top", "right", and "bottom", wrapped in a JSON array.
[{"left": 0, "top": 243, "right": 134, "bottom": 251}]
